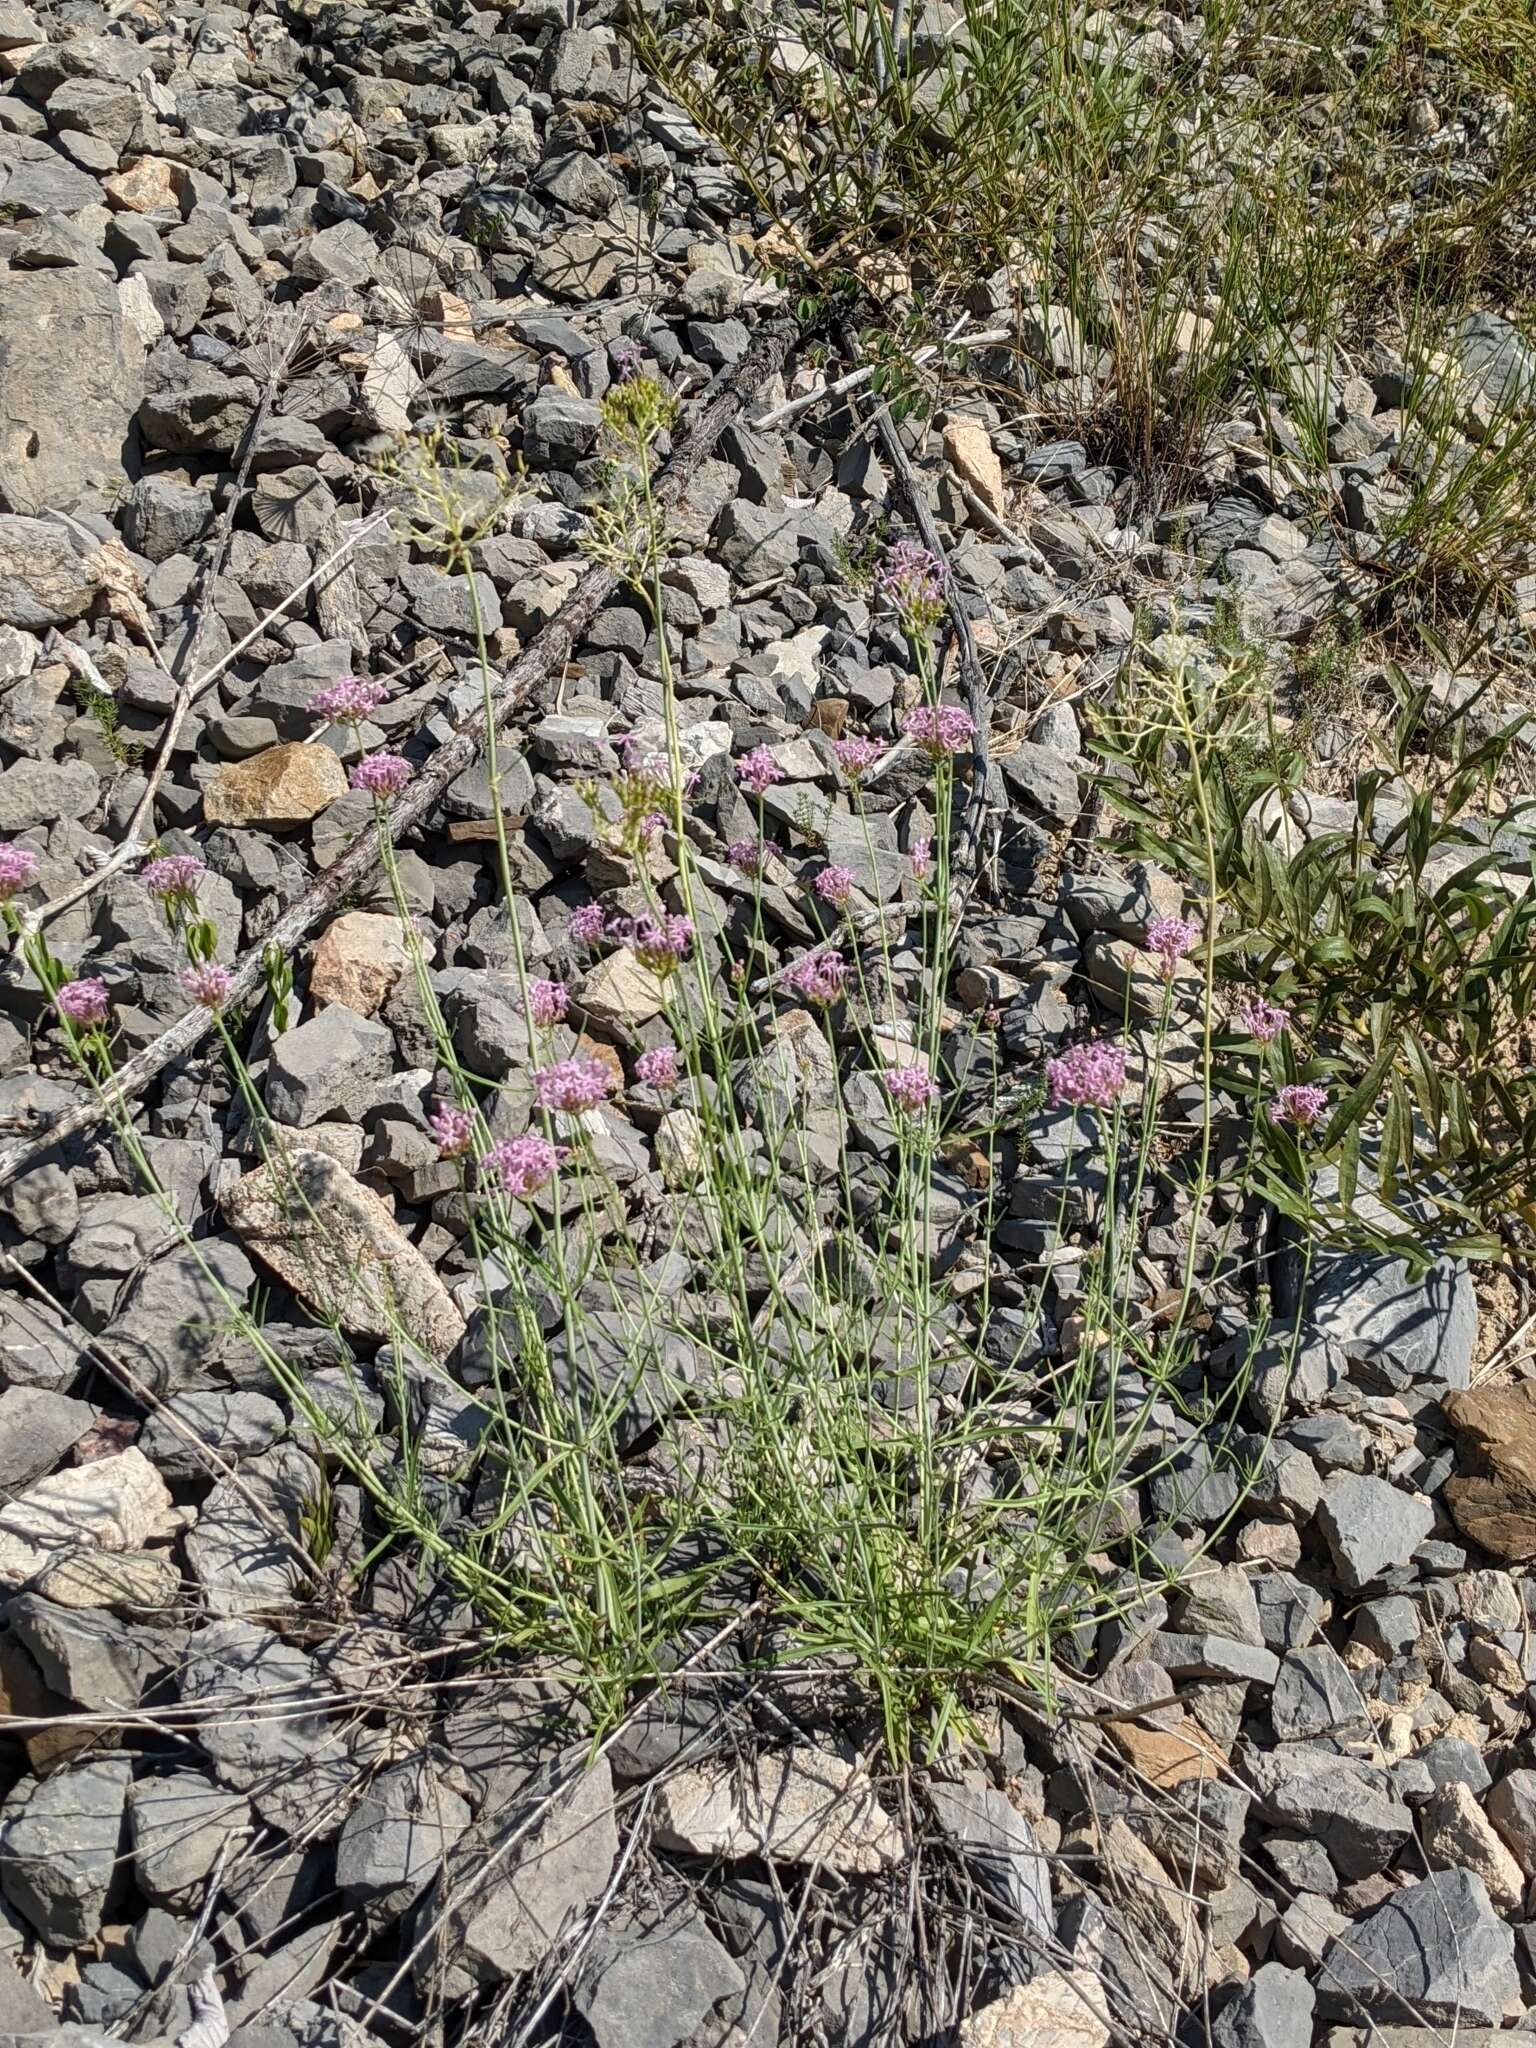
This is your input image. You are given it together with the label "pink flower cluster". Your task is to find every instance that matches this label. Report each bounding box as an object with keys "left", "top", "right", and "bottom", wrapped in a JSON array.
[
  {"left": 736, "top": 745, "right": 783, "bottom": 797},
  {"left": 430, "top": 1103, "right": 475, "bottom": 1158},
  {"left": 533, "top": 1056, "right": 614, "bottom": 1113},
  {"left": 181, "top": 963, "right": 234, "bottom": 1010},
  {"left": 1145, "top": 914, "right": 1201, "bottom": 979},
  {"left": 815, "top": 864, "right": 855, "bottom": 906},
  {"left": 884, "top": 1065, "right": 940, "bottom": 1115},
  {"left": 481, "top": 1133, "right": 568, "bottom": 1198},
  {"left": 727, "top": 838, "right": 779, "bottom": 876},
  {"left": 833, "top": 736, "right": 885, "bottom": 780},
  {"left": 1237, "top": 993, "right": 1291, "bottom": 1044},
  {"left": 878, "top": 539, "right": 946, "bottom": 626},
  {"left": 635, "top": 1044, "right": 678, "bottom": 1088},
  {"left": 783, "top": 949, "right": 846, "bottom": 1004},
  {"left": 0, "top": 842, "right": 39, "bottom": 900},
  {"left": 1046, "top": 1039, "right": 1128, "bottom": 1111},
  {"left": 529, "top": 978, "right": 569, "bottom": 1027},
  {"left": 309, "top": 675, "right": 389, "bottom": 723},
  {"left": 1271, "top": 1082, "right": 1328, "bottom": 1131},
  {"left": 614, "top": 911, "right": 693, "bottom": 974},
  {"left": 141, "top": 853, "right": 206, "bottom": 899},
  {"left": 349, "top": 752, "right": 412, "bottom": 796},
  {"left": 568, "top": 902, "right": 606, "bottom": 946},
  {"left": 903, "top": 702, "right": 976, "bottom": 758},
  {"left": 56, "top": 977, "right": 110, "bottom": 1027},
  {"left": 909, "top": 837, "right": 932, "bottom": 883}
]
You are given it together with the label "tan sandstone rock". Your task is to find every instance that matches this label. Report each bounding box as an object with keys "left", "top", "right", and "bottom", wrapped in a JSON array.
[
  {"left": 221, "top": 1148, "right": 465, "bottom": 1359},
  {"left": 960, "top": 1968, "right": 1111, "bottom": 2048},
  {"left": 311, "top": 911, "right": 411, "bottom": 1016},
  {"left": 204, "top": 742, "right": 348, "bottom": 827},
  {"left": 652, "top": 1747, "right": 905, "bottom": 1873},
  {"left": 943, "top": 416, "right": 1006, "bottom": 518}
]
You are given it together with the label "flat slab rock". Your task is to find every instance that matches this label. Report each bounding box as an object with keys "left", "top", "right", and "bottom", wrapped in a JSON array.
[
  {"left": 221, "top": 1148, "right": 464, "bottom": 1359},
  {"left": 0, "top": 1448, "right": 176, "bottom": 1593},
  {"left": 1317, "top": 1868, "right": 1519, "bottom": 2026},
  {"left": 652, "top": 1747, "right": 905, "bottom": 1872}
]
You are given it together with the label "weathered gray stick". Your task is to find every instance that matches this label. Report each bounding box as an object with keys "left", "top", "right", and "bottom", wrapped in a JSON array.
[{"left": 0, "top": 317, "right": 799, "bottom": 1192}]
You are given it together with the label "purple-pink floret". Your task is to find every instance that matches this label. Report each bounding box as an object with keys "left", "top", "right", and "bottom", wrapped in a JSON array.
[
  {"left": 181, "top": 963, "right": 233, "bottom": 1010},
  {"left": 834, "top": 736, "right": 886, "bottom": 779},
  {"left": 1046, "top": 1040, "right": 1128, "bottom": 1111},
  {"left": 884, "top": 1064, "right": 940, "bottom": 1114},
  {"left": 909, "top": 837, "right": 932, "bottom": 882},
  {"left": 141, "top": 853, "right": 206, "bottom": 898},
  {"left": 0, "top": 842, "right": 40, "bottom": 899},
  {"left": 783, "top": 949, "right": 847, "bottom": 1004},
  {"left": 349, "top": 751, "right": 412, "bottom": 796},
  {"left": 309, "top": 675, "right": 389, "bottom": 722},
  {"left": 430, "top": 1103, "right": 475, "bottom": 1158},
  {"left": 878, "top": 539, "right": 946, "bottom": 612},
  {"left": 621, "top": 912, "right": 693, "bottom": 973},
  {"left": 815, "top": 864, "right": 855, "bottom": 905},
  {"left": 1145, "top": 914, "right": 1201, "bottom": 978},
  {"left": 1270, "top": 1082, "right": 1328, "bottom": 1130},
  {"left": 736, "top": 745, "right": 783, "bottom": 796},
  {"left": 533, "top": 1056, "right": 614, "bottom": 1113},
  {"left": 481, "top": 1133, "right": 568, "bottom": 1198},
  {"left": 726, "top": 838, "right": 777, "bottom": 876},
  {"left": 528, "top": 978, "right": 569, "bottom": 1027},
  {"left": 57, "top": 977, "right": 110, "bottom": 1027},
  {"left": 903, "top": 702, "right": 976, "bottom": 757},
  {"left": 568, "top": 902, "right": 606, "bottom": 946},
  {"left": 1237, "top": 993, "right": 1292, "bottom": 1044},
  {"left": 635, "top": 1045, "right": 678, "bottom": 1088}
]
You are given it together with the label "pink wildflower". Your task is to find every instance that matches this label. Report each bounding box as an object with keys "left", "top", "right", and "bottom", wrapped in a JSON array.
[
  {"left": 639, "top": 810, "right": 667, "bottom": 845},
  {"left": 815, "top": 864, "right": 855, "bottom": 906},
  {"left": 568, "top": 902, "right": 606, "bottom": 946},
  {"left": 617, "top": 912, "right": 693, "bottom": 975},
  {"left": 736, "top": 745, "right": 783, "bottom": 797},
  {"left": 0, "top": 842, "right": 40, "bottom": 899},
  {"left": 878, "top": 539, "right": 946, "bottom": 629},
  {"left": 884, "top": 1065, "right": 940, "bottom": 1115},
  {"left": 533, "top": 1056, "right": 614, "bottom": 1113},
  {"left": 635, "top": 1044, "right": 678, "bottom": 1088},
  {"left": 1046, "top": 1040, "right": 1128, "bottom": 1112},
  {"left": 782, "top": 949, "right": 846, "bottom": 1004},
  {"left": 834, "top": 736, "right": 886, "bottom": 780},
  {"left": 909, "top": 837, "right": 932, "bottom": 883},
  {"left": 141, "top": 853, "right": 205, "bottom": 900},
  {"left": 56, "top": 977, "right": 110, "bottom": 1028},
  {"left": 1270, "top": 1082, "right": 1329, "bottom": 1131},
  {"left": 180, "top": 963, "right": 233, "bottom": 1010},
  {"left": 1236, "top": 993, "right": 1292, "bottom": 1044},
  {"left": 727, "top": 837, "right": 778, "bottom": 876},
  {"left": 429, "top": 1103, "right": 475, "bottom": 1158},
  {"left": 1145, "top": 914, "right": 1201, "bottom": 980},
  {"left": 904, "top": 702, "right": 976, "bottom": 758},
  {"left": 528, "top": 978, "right": 569, "bottom": 1028},
  {"left": 349, "top": 752, "right": 412, "bottom": 796},
  {"left": 309, "top": 675, "right": 389, "bottom": 723},
  {"left": 481, "top": 1133, "right": 568, "bottom": 1199}
]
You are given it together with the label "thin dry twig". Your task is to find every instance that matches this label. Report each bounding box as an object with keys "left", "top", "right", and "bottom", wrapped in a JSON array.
[{"left": 0, "top": 318, "right": 799, "bottom": 1195}]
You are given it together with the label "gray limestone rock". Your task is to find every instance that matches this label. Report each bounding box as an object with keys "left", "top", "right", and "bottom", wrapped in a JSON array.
[
  {"left": 0, "top": 268, "right": 144, "bottom": 513},
  {"left": 1317, "top": 1868, "right": 1518, "bottom": 2026},
  {"left": 0, "top": 1755, "right": 132, "bottom": 1945},
  {"left": 335, "top": 1759, "right": 471, "bottom": 1920},
  {"left": 1316, "top": 1474, "right": 1434, "bottom": 1592}
]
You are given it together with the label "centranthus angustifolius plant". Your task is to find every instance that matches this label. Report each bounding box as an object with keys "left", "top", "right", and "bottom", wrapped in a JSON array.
[{"left": 4, "top": 387, "right": 1326, "bottom": 1762}]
